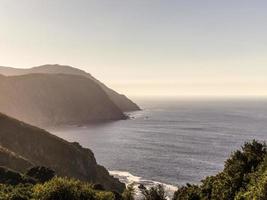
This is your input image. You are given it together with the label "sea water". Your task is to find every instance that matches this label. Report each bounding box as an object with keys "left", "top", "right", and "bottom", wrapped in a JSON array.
[{"left": 51, "top": 98, "right": 267, "bottom": 198}]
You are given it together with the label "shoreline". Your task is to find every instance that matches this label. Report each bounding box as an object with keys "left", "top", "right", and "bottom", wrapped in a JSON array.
[{"left": 109, "top": 170, "right": 177, "bottom": 200}]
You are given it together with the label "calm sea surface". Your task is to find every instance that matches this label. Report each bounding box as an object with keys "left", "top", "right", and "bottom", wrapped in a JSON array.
[{"left": 51, "top": 98, "right": 267, "bottom": 195}]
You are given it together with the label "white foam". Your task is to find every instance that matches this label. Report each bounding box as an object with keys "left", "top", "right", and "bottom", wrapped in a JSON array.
[{"left": 109, "top": 170, "right": 177, "bottom": 200}]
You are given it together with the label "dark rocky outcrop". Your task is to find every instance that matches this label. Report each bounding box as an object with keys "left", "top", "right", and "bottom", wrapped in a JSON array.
[
  {"left": 0, "top": 64, "right": 140, "bottom": 112},
  {"left": 0, "top": 113, "right": 125, "bottom": 192},
  {"left": 0, "top": 73, "right": 126, "bottom": 127}
]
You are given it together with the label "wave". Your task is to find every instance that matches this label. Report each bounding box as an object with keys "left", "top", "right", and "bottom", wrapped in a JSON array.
[{"left": 109, "top": 170, "right": 177, "bottom": 200}]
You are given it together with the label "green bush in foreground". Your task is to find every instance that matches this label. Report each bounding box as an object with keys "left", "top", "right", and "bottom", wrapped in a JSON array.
[
  {"left": 0, "top": 177, "right": 115, "bottom": 200},
  {"left": 1, "top": 140, "right": 267, "bottom": 200},
  {"left": 235, "top": 156, "right": 267, "bottom": 200},
  {"left": 0, "top": 184, "right": 33, "bottom": 200},
  {"left": 173, "top": 140, "right": 267, "bottom": 200}
]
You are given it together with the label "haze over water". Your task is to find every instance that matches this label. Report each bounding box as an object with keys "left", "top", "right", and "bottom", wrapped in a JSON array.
[{"left": 51, "top": 98, "right": 267, "bottom": 187}]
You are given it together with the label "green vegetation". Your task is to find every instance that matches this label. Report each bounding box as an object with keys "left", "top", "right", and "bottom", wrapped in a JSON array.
[
  {"left": 0, "top": 184, "right": 33, "bottom": 200},
  {"left": 0, "top": 167, "right": 116, "bottom": 200},
  {"left": 173, "top": 140, "right": 267, "bottom": 200},
  {"left": 33, "top": 177, "right": 115, "bottom": 200},
  {"left": 26, "top": 167, "right": 55, "bottom": 184},
  {"left": 1, "top": 140, "right": 267, "bottom": 199},
  {"left": 139, "top": 184, "right": 167, "bottom": 200},
  {"left": 122, "top": 183, "right": 135, "bottom": 200},
  {"left": 122, "top": 183, "right": 168, "bottom": 200},
  {"left": 0, "top": 177, "right": 115, "bottom": 200}
]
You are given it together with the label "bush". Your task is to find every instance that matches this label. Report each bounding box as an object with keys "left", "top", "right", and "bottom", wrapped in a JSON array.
[
  {"left": 122, "top": 183, "right": 135, "bottom": 200},
  {"left": 32, "top": 177, "right": 115, "bottom": 200},
  {"left": 0, "top": 184, "right": 33, "bottom": 200},
  {"left": 92, "top": 183, "right": 105, "bottom": 191},
  {"left": 172, "top": 184, "right": 200, "bottom": 200},
  {"left": 95, "top": 191, "right": 116, "bottom": 200},
  {"left": 139, "top": 184, "right": 167, "bottom": 200},
  {"left": 236, "top": 160, "right": 267, "bottom": 200},
  {"left": 210, "top": 140, "right": 266, "bottom": 200},
  {"left": 26, "top": 166, "right": 55, "bottom": 183},
  {"left": 173, "top": 140, "right": 267, "bottom": 200}
]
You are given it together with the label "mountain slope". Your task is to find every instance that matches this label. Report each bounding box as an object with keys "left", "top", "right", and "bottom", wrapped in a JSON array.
[
  {"left": 0, "top": 64, "right": 140, "bottom": 111},
  {"left": 0, "top": 73, "right": 126, "bottom": 127},
  {"left": 0, "top": 146, "right": 33, "bottom": 172},
  {"left": 0, "top": 113, "right": 125, "bottom": 192}
]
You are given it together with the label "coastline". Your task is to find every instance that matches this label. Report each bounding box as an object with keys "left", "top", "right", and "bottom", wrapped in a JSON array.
[{"left": 109, "top": 170, "right": 177, "bottom": 200}]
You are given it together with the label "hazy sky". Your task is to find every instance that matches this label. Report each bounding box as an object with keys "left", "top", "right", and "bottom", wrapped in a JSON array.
[{"left": 0, "top": 0, "right": 267, "bottom": 97}]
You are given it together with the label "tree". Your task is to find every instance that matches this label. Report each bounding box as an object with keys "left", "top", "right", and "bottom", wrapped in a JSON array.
[
  {"left": 172, "top": 184, "right": 200, "bottom": 200},
  {"left": 139, "top": 184, "right": 167, "bottom": 200},
  {"left": 26, "top": 166, "right": 55, "bottom": 183},
  {"left": 173, "top": 140, "right": 267, "bottom": 200}
]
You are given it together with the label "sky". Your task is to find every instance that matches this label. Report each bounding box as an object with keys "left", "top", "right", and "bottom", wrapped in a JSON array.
[{"left": 0, "top": 0, "right": 267, "bottom": 97}]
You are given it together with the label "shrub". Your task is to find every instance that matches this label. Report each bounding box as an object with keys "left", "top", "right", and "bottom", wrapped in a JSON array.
[
  {"left": 26, "top": 166, "right": 55, "bottom": 183},
  {"left": 173, "top": 140, "right": 267, "bottom": 200},
  {"left": 0, "top": 183, "right": 33, "bottom": 200},
  {"left": 122, "top": 183, "right": 135, "bottom": 200},
  {"left": 172, "top": 184, "right": 200, "bottom": 200},
  {"left": 139, "top": 184, "right": 167, "bottom": 200},
  {"left": 32, "top": 177, "right": 114, "bottom": 200}
]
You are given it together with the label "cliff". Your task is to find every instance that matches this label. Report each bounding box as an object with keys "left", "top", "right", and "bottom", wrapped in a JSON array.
[
  {"left": 0, "top": 146, "right": 33, "bottom": 172},
  {"left": 0, "top": 73, "right": 126, "bottom": 127},
  {"left": 0, "top": 113, "right": 125, "bottom": 192},
  {"left": 0, "top": 64, "right": 140, "bottom": 112}
]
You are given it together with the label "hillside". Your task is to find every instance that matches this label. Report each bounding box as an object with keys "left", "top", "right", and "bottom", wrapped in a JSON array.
[
  {"left": 0, "top": 73, "right": 126, "bottom": 127},
  {"left": 0, "top": 113, "right": 125, "bottom": 192},
  {"left": 0, "top": 146, "right": 33, "bottom": 172},
  {"left": 0, "top": 64, "right": 140, "bottom": 112}
]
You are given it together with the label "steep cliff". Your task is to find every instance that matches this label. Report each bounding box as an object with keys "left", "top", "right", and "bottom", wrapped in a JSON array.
[
  {"left": 0, "top": 73, "right": 126, "bottom": 127},
  {"left": 0, "top": 113, "right": 125, "bottom": 192},
  {"left": 0, "top": 64, "right": 140, "bottom": 112}
]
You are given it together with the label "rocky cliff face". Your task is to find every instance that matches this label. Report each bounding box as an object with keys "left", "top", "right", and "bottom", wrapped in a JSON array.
[
  {"left": 0, "top": 146, "right": 33, "bottom": 172},
  {"left": 0, "top": 113, "right": 125, "bottom": 192},
  {"left": 0, "top": 64, "right": 140, "bottom": 112},
  {"left": 0, "top": 73, "right": 126, "bottom": 127}
]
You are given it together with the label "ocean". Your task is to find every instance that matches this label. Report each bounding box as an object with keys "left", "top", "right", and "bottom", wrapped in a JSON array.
[{"left": 50, "top": 98, "right": 267, "bottom": 198}]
